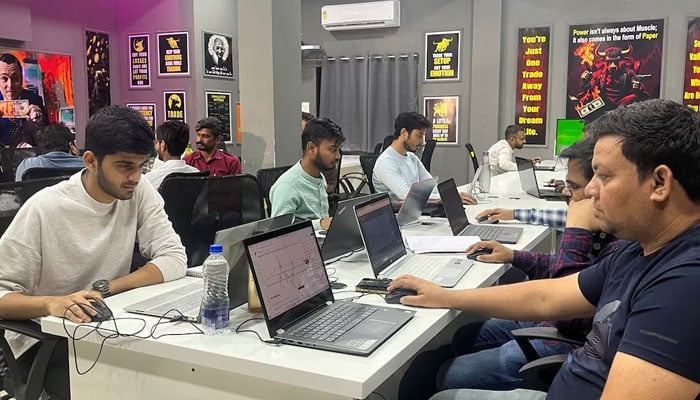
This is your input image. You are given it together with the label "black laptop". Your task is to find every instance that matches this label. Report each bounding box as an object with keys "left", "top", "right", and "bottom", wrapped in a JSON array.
[
  {"left": 437, "top": 179, "right": 524, "bottom": 244},
  {"left": 321, "top": 193, "right": 383, "bottom": 261},
  {"left": 244, "top": 221, "right": 415, "bottom": 356},
  {"left": 515, "top": 157, "right": 568, "bottom": 201}
]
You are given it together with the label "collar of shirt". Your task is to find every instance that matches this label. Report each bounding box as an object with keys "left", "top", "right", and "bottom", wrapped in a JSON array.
[{"left": 190, "top": 150, "right": 222, "bottom": 162}]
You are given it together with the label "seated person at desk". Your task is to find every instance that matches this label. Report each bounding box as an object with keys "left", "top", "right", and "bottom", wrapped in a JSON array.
[
  {"left": 14, "top": 122, "right": 84, "bottom": 181},
  {"left": 392, "top": 100, "right": 700, "bottom": 400},
  {"left": 303, "top": 112, "right": 337, "bottom": 194},
  {"left": 398, "top": 137, "right": 622, "bottom": 399},
  {"left": 270, "top": 117, "right": 344, "bottom": 230},
  {"left": 0, "top": 53, "right": 46, "bottom": 147},
  {"left": 145, "top": 120, "right": 199, "bottom": 189},
  {"left": 0, "top": 105, "right": 187, "bottom": 399},
  {"left": 373, "top": 111, "right": 476, "bottom": 204},
  {"left": 184, "top": 117, "right": 241, "bottom": 176},
  {"left": 487, "top": 124, "right": 541, "bottom": 176}
]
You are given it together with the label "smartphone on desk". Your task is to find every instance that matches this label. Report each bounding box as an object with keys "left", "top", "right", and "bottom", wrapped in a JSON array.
[{"left": 355, "top": 277, "right": 392, "bottom": 294}]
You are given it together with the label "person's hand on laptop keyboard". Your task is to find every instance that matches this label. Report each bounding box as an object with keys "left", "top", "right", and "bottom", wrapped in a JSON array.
[
  {"left": 465, "top": 241, "right": 513, "bottom": 263},
  {"left": 475, "top": 208, "right": 514, "bottom": 222}
]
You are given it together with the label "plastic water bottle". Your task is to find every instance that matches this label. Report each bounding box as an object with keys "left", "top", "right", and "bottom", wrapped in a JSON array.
[
  {"left": 201, "top": 244, "right": 230, "bottom": 334},
  {"left": 479, "top": 151, "right": 491, "bottom": 193}
]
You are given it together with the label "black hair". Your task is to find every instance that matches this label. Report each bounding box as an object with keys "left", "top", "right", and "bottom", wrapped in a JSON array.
[
  {"left": 393, "top": 112, "right": 431, "bottom": 139},
  {"left": 560, "top": 137, "right": 595, "bottom": 181},
  {"left": 302, "top": 112, "right": 315, "bottom": 122},
  {"left": 85, "top": 105, "right": 154, "bottom": 160},
  {"left": 587, "top": 99, "right": 700, "bottom": 202},
  {"left": 505, "top": 124, "right": 524, "bottom": 140},
  {"left": 156, "top": 120, "right": 191, "bottom": 157},
  {"left": 0, "top": 53, "right": 22, "bottom": 70},
  {"left": 195, "top": 117, "right": 222, "bottom": 137},
  {"left": 37, "top": 123, "right": 73, "bottom": 154},
  {"left": 301, "top": 117, "right": 345, "bottom": 153}
]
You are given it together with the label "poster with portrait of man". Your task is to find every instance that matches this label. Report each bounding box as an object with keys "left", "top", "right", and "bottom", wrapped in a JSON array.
[{"left": 203, "top": 31, "right": 234, "bottom": 79}]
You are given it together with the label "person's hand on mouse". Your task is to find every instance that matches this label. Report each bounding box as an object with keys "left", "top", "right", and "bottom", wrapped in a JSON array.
[
  {"left": 47, "top": 290, "right": 104, "bottom": 323},
  {"left": 475, "top": 208, "right": 514, "bottom": 222},
  {"left": 459, "top": 192, "right": 478, "bottom": 205},
  {"left": 531, "top": 156, "right": 542, "bottom": 164},
  {"left": 466, "top": 241, "right": 513, "bottom": 263},
  {"left": 387, "top": 275, "right": 451, "bottom": 308}
]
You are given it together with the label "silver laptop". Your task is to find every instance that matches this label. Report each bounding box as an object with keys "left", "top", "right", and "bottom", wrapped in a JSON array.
[
  {"left": 124, "top": 214, "right": 294, "bottom": 322},
  {"left": 516, "top": 157, "right": 567, "bottom": 201},
  {"left": 395, "top": 177, "right": 438, "bottom": 226},
  {"left": 321, "top": 193, "right": 383, "bottom": 261},
  {"left": 354, "top": 194, "right": 473, "bottom": 288},
  {"left": 437, "top": 178, "right": 524, "bottom": 244},
  {"left": 244, "top": 220, "right": 414, "bottom": 356}
]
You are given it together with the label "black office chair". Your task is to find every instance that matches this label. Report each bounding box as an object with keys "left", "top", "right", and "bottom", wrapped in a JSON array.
[
  {"left": 512, "top": 327, "right": 585, "bottom": 391},
  {"left": 159, "top": 174, "right": 265, "bottom": 267},
  {"left": 0, "top": 320, "right": 66, "bottom": 400},
  {"left": 382, "top": 135, "right": 394, "bottom": 152},
  {"left": 157, "top": 170, "right": 210, "bottom": 191},
  {"left": 0, "top": 148, "right": 37, "bottom": 182},
  {"left": 256, "top": 165, "right": 293, "bottom": 216},
  {"left": 21, "top": 166, "right": 83, "bottom": 181},
  {"left": 421, "top": 139, "right": 437, "bottom": 172},
  {"left": 359, "top": 154, "right": 379, "bottom": 194},
  {"left": 372, "top": 142, "right": 383, "bottom": 155},
  {"left": 465, "top": 143, "right": 479, "bottom": 174}
]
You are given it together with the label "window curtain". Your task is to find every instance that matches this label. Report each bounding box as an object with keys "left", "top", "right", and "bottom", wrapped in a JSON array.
[{"left": 320, "top": 53, "right": 419, "bottom": 151}]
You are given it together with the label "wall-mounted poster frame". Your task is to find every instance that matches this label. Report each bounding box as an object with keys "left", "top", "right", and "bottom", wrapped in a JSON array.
[
  {"left": 423, "top": 95, "right": 459, "bottom": 145},
  {"left": 424, "top": 30, "right": 461, "bottom": 81},
  {"left": 85, "top": 29, "right": 111, "bottom": 115},
  {"left": 514, "top": 26, "right": 551, "bottom": 146},
  {"left": 203, "top": 31, "right": 235, "bottom": 79},
  {"left": 126, "top": 103, "right": 157, "bottom": 130},
  {"left": 205, "top": 91, "right": 233, "bottom": 143},
  {"left": 683, "top": 16, "right": 700, "bottom": 113},
  {"left": 128, "top": 33, "right": 151, "bottom": 88},
  {"left": 163, "top": 91, "right": 186, "bottom": 122},
  {"left": 157, "top": 31, "right": 190, "bottom": 76}
]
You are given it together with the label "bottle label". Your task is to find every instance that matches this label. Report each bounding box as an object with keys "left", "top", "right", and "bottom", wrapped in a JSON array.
[{"left": 201, "top": 306, "right": 229, "bottom": 329}]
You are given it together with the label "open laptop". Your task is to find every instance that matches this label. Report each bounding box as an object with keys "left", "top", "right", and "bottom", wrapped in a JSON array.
[
  {"left": 124, "top": 213, "right": 294, "bottom": 322},
  {"left": 354, "top": 193, "right": 473, "bottom": 288},
  {"left": 243, "top": 220, "right": 414, "bottom": 356},
  {"left": 395, "top": 177, "right": 438, "bottom": 226},
  {"left": 321, "top": 193, "right": 383, "bottom": 261},
  {"left": 437, "top": 178, "right": 524, "bottom": 244},
  {"left": 516, "top": 157, "right": 568, "bottom": 201}
]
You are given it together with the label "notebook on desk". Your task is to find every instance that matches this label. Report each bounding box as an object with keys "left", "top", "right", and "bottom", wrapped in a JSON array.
[
  {"left": 354, "top": 193, "right": 473, "bottom": 288},
  {"left": 243, "top": 220, "right": 414, "bottom": 356},
  {"left": 395, "top": 177, "right": 438, "bottom": 226},
  {"left": 437, "top": 178, "right": 524, "bottom": 244},
  {"left": 124, "top": 213, "right": 294, "bottom": 322},
  {"left": 516, "top": 157, "right": 568, "bottom": 201}
]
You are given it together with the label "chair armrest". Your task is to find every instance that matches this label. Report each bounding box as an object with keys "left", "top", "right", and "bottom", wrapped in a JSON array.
[
  {"left": 0, "top": 320, "right": 56, "bottom": 341},
  {"left": 518, "top": 353, "right": 569, "bottom": 392},
  {"left": 511, "top": 327, "right": 585, "bottom": 346}
]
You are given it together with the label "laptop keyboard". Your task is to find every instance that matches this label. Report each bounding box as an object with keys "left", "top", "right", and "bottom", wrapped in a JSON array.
[
  {"left": 466, "top": 225, "right": 504, "bottom": 240},
  {"left": 290, "top": 302, "right": 377, "bottom": 342},
  {"left": 391, "top": 255, "right": 454, "bottom": 280},
  {"left": 126, "top": 282, "right": 203, "bottom": 316}
]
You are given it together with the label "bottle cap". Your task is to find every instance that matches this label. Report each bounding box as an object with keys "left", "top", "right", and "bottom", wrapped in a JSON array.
[{"left": 209, "top": 244, "right": 223, "bottom": 253}]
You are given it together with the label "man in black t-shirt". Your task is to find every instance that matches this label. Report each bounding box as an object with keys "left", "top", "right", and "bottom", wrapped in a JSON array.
[{"left": 390, "top": 99, "right": 700, "bottom": 400}]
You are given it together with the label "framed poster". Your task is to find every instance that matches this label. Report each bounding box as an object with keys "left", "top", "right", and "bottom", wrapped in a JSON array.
[
  {"left": 566, "top": 19, "right": 664, "bottom": 122},
  {"left": 203, "top": 31, "right": 234, "bottom": 79},
  {"left": 425, "top": 30, "right": 461, "bottom": 81},
  {"left": 163, "top": 91, "right": 186, "bottom": 122},
  {"left": 85, "top": 29, "right": 111, "bottom": 115},
  {"left": 128, "top": 34, "right": 150, "bottom": 88},
  {"left": 423, "top": 96, "right": 459, "bottom": 144},
  {"left": 157, "top": 31, "right": 190, "bottom": 76},
  {"left": 59, "top": 107, "right": 75, "bottom": 133},
  {"left": 514, "top": 26, "right": 550, "bottom": 146},
  {"left": 683, "top": 17, "right": 700, "bottom": 113},
  {"left": 126, "top": 103, "right": 157, "bottom": 130},
  {"left": 205, "top": 91, "right": 232, "bottom": 142}
]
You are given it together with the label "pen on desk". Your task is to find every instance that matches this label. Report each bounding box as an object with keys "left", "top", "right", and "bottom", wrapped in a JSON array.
[{"left": 509, "top": 196, "right": 521, "bottom": 200}]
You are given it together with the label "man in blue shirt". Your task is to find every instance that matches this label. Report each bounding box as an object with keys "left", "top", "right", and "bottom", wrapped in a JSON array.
[
  {"left": 391, "top": 99, "right": 700, "bottom": 400},
  {"left": 15, "top": 123, "right": 84, "bottom": 181}
]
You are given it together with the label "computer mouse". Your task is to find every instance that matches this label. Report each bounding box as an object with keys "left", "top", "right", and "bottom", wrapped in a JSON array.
[
  {"left": 79, "top": 299, "right": 113, "bottom": 322},
  {"left": 467, "top": 247, "right": 494, "bottom": 260},
  {"left": 384, "top": 288, "right": 418, "bottom": 304},
  {"left": 477, "top": 215, "right": 499, "bottom": 224}
]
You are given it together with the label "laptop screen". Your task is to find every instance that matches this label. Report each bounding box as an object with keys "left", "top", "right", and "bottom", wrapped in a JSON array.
[
  {"left": 244, "top": 221, "right": 333, "bottom": 332},
  {"left": 437, "top": 179, "right": 470, "bottom": 235},
  {"left": 515, "top": 156, "right": 540, "bottom": 197},
  {"left": 354, "top": 194, "right": 407, "bottom": 276}
]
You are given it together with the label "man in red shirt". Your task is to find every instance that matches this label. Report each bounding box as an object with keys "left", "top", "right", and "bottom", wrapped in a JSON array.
[{"left": 184, "top": 117, "right": 241, "bottom": 176}]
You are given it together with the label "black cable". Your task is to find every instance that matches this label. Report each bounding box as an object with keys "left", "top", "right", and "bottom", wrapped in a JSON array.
[{"left": 234, "top": 317, "right": 279, "bottom": 345}]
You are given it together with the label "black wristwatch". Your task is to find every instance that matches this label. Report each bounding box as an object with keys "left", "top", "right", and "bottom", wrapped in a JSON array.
[{"left": 92, "top": 279, "right": 111, "bottom": 297}]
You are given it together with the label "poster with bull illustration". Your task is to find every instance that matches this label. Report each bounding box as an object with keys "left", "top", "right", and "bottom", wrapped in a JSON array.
[
  {"left": 566, "top": 19, "right": 663, "bottom": 122},
  {"left": 424, "top": 96, "right": 459, "bottom": 144},
  {"left": 425, "top": 30, "right": 461, "bottom": 81},
  {"left": 157, "top": 31, "right": 190, "bottom": 76}
]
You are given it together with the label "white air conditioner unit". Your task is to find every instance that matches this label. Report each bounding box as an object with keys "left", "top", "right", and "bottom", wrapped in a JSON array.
[{"left": 321, "top": 1, "right": 400, "bottom": 31}]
